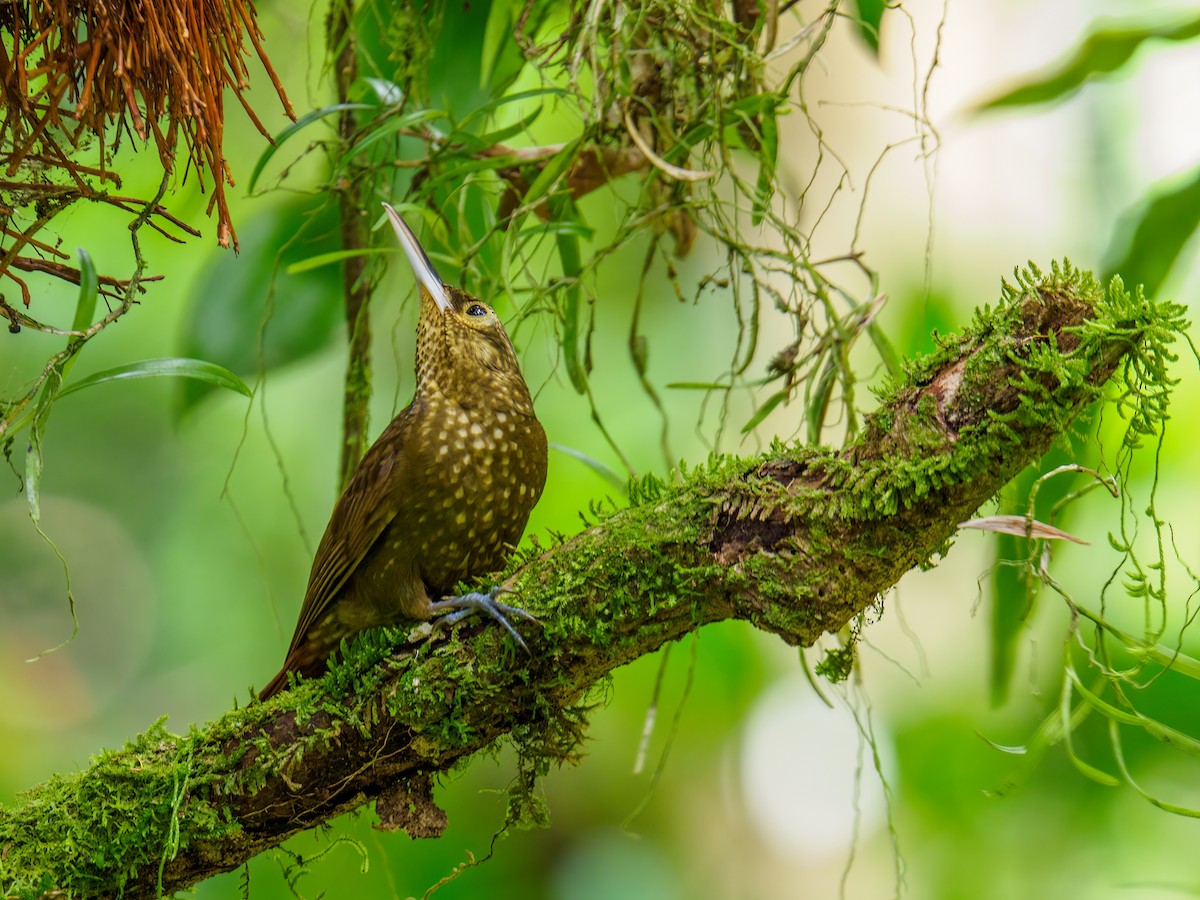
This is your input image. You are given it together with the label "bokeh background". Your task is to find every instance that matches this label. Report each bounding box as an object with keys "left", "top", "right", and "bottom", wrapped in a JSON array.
[{"left": 5, "top": 0, "right": 1200, "bottom": 897}]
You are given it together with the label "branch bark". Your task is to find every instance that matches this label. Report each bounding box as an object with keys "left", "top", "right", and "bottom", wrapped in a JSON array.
[{"left": 0, "top": 265, "right": 1170, "bottom": 898}]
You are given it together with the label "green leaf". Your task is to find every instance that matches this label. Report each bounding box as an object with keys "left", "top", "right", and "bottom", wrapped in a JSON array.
[
  {"left": 18, "top": 247, "right": 101, "bottom": 525},
  {"left": 17, "top": 247, "right": 103, "bottom": 528},
  {"left": 1103, "top": 164, "right": 1200, "bottom": 296},
  {"left": 419, "top": 152, "right": 540, "bottom": 197},
  {"left": 975, "top": 13, "right": 1200, "bottom": 110},
  {"left": 501, "top": 141, "right": 589, "bottom": 394},
  {"left": 730, "top": 91, "right": 784, "bottom": 119},
  {"left": 549, "top": 442, "right": 628, "bottom": 493},
  {"left": 666, "top": 382, "right": 732, "bottom": 391},
  {"left": 852, "top": 0, "right": 888, "bottom": 55},
  {"left": 480, "top": 0, "right": 514, "bottom": 89},
  {"left": 866, "top": 320, "right": 901, "bottom": 377},
  {"left": 248, "top": 103, "right": 374, "bottom": 192},
  {"left": 806, "top": 358, "right": 837, "bottom": 443},
  {"left": 286, "top": 247, "right": 392, "bottom": 275},
  {"left": 751, "top": 104, "right": 779, "bottom": 225},
  {"left": 454, "top": 104, "right": 545, "bottom": 155},
  {"left": 552, "top": 198, "right": 588, "bottom": 395},
  {"left": 450, "top": 89, "right": 566, "bottom": 156},
  {"left": 519, "top": 138, "right": 581, "bottom": 213},
  {"left": 59, "top": 248, "right": 98, "bottom": 382},
  {"left": 519, "top": 219, "right": 595, "bottom": 241},
  {"left": 69, "top": 249, "right": 97, "bottom": 337},
  {"left": 742, "top": 388, "right": 788, "bottom": 434},
  {"left": 57, "top": 358, "right": 252, "bottom": 400},
  {"left": 343, "top": 107, "right": 448, "bottom": 163}
]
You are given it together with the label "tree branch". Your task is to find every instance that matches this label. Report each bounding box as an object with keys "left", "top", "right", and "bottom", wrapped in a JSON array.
[
  {"left": 0, "top": 264, "right": 1179, "bottom": 898},
  {"left": 329, "top": 0, "right": 375, "bottom": 488}
]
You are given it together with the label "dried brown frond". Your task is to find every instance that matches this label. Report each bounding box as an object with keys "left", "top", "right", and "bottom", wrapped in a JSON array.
[{"left": 0, "top": 0, "right": 293, "bottom": 311}]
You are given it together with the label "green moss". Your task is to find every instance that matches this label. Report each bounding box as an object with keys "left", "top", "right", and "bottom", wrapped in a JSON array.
[
  {"left": 815, "top": 644, "right": 855, "bottom": 683},
  {"left": 0, "top": 719, "right": 243, "bottom": 898}
]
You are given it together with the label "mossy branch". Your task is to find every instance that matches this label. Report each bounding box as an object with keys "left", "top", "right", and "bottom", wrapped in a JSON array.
[{"left": 0, "top": 263, "right": 1183, "bottom": 899}]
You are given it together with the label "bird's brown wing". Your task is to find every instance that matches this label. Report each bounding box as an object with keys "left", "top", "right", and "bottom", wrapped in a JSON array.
[{"left": 285, "top": 407, "right": 415, "bottom": 654}]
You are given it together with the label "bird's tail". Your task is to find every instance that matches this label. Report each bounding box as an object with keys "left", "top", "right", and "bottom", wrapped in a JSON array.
[
  {"left": 258, "top": 665, "right": 293, "bottom": 701},
  {"left": 258, "top": 648, "right": 323, "bottom": 700}
]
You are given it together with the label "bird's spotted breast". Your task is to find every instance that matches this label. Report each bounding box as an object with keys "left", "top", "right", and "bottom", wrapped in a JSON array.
[{"left": 393, "top": 397, "right": 539, "bottom": 594}]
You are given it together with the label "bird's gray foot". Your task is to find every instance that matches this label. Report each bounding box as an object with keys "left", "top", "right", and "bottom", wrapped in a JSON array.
[{"left": 429, "top": 586, "right": 538, "bottom": 652}]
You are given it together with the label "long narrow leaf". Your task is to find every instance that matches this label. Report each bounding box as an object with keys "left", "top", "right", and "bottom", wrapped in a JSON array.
[
  {"left": 554, "top": 200, "right": 588, "bottom": 394},
  {"left": 456, "top": 106, "right": 544, "bottom": 155},
  {"left": 751, "top": 106, "right": 778, "bottom": 225},
  {"left": 975, "top": 13, "right": 1200, "bottom": 110},
  {"left": 480, "top": 0, "right": 515, "bottom": 89},
  {"left": 866, "top": 320, "right": 902, "bottom": 377},
  {"left": 519, "top": 139, "right": 581, "bottom": 212},
  {"left": 69, "top": 249, "right": 97, "bottom": 337},
  {"left": 285, "top": 247, "right": 392, "bottom": 275},
  {"left": 59, "top": 248, "right": 98, "bottom": 383},
  {"left": 343, "top": 108, "right": 448, "bottom": 163},
  {"left": 455, "top": 88, "right": 565, "bottom": 137},
  {"left": 550, "top": 442, "right": 628, "bottom": 493},
  {"left": 58, "top": 358, "right": 253, "bottom": 400},
  {"left": 806, "top": 358, "right": 837, "bottom": 443},
  {"left": 666, "top": 382, "right": 733, "bottom": 391},
  {"left": 742, "top": 388, "right": 789, "bottom": 435}
]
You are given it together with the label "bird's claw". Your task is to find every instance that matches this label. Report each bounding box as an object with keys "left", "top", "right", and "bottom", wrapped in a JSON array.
[{"left": 430, "top": 585, "right": 539, "bottom": 653}]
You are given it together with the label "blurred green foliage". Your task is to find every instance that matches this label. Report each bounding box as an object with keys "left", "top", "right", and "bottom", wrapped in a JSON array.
[
  {"left": 975, "top": 11, "right": 1200, "bottom": 111},
  {"left": 178, "top": 197, "right": 343, "bottom": 413}
]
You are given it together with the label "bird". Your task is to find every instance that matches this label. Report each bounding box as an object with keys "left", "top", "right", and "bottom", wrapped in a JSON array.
[{"left": 258, "top": 203, "right": 548, "bottom": 700}]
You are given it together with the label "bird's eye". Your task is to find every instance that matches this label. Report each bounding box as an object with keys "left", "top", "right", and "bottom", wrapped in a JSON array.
[{"left": 467, "top": 303, "right": 488, "bottom": 317}]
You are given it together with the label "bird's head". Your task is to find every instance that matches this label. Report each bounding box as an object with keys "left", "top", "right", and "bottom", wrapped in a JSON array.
[{"left": 383, "top": 203, "right": 534, "bottom": 414}]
